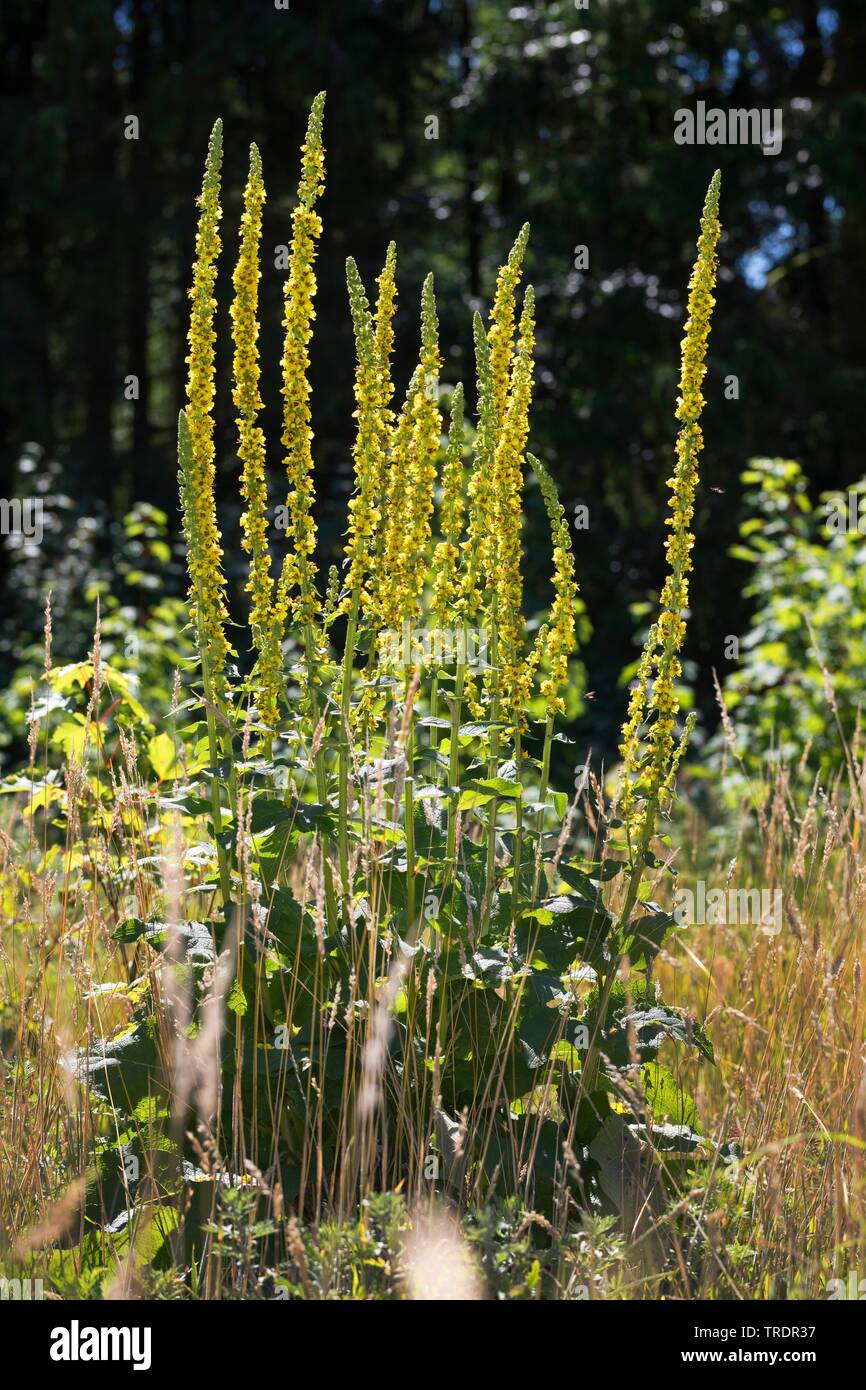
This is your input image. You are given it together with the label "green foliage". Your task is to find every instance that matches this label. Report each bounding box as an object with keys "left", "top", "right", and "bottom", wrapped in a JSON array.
[
  {"left": 0, "top": 501, "right": 193, "bottom": 765},
  {"left": 721, "top": 458, "right": 866, "bottom": 777}
]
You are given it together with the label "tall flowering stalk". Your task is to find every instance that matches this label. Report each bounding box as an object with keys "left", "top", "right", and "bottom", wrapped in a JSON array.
[
  {"left": 365, "top": 244, "right": 404, "bottom": 633},
  {"left": 373, "top": 368, "right": 420, "bottom": 640},
  {"left": 275, "top": 91, "right": 326, "bottom": 632},
  {"left": 371, "top": 279, "right": 443, "bottom": 646},
  {"left": 342, "top": 258, "right": 385, "bottom": 620},
  {"left": 398, "top": 274, "right": 443, "bottom": 628},
  {"left": 527, "top": 453, "right": 579, "bottom": 719},
  {"left": 515, "top": 453, "right": 580, "bottom": 907},
  {"left": 337, "top": 257, "right": 386, "bottom": 894},
  {"left": 492, "top": 285, "right": 536, "bottom": 723},
  {"left": 184, "top": 118, "right": 230, "bottom": 698},
  {"left": 373, "top": 242, "right": 398, "bottom": 443},
  {"left": 432, "top": 384, "right": 466, "bottom": 630},
  {"left": 461, "top": 314, "right": 493, "bottom": 625},
  {"left": 488, "top": 223, "right": 530, "bottom": 435},
  {"left": 463, "top": 226, "right": 529, "bottom": 623},
  {"left": 581, "top": 170, "right": 722, "bottom": 1103},
  {"left": 231, "top": 145, "right": 282, "bottom": 729},
  {"left": 619, "top": 169, "right": 722, "bottom": 852},
  {"left": 177, "top": 409, "right": 232, "bottom": 903}
]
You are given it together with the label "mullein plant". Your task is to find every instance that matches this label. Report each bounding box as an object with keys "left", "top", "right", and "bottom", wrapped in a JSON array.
[
  {"left": 581, "top": 169, "right": 722, "bottom": 1102},
  {"left": 85, "top": 92, "right": 722, "bottom": 1231}
]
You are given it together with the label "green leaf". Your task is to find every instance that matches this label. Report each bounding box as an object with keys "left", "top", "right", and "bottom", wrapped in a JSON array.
[
  {"left": 621, "top": 1006, "right": 714, "bottom": 1063},
  {"left": 249, "top": 797, "right": 330, "bottom": 835},
  {"left": 582, "top": 981, "right": 714, "bottom": 1066},
  {"left": 113, "top": 918, "right": 216, "bottom": 967},
  {"left": 640, "top": 1061, "right": 700, "bottom": 1131},
  {"left": 521, "top": 893, "right": 613, "bottom": 971},
  {"left": 147, "top": 732, "right": 179, "bottom": 783},
  {"left": 227, "top": 978, "right": 247, "bottom": 1018},
  {"left": 77, "top": 1014, "right": 162, "bottom": 1114},
  {"left": 625, "top": 909, "right": 680, "bottom": 967},
  {"left": 458, "top": 775, "right": 519, "bottom": 809},
  {"left": 464, "top": 946, "right": 514, "bottom": 986}
]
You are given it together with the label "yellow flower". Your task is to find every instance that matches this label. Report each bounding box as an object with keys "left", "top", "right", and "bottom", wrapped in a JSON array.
[
  {"left": 275, "top": 92, "right": 326, "bottom": 631},
  {"left": 526, "top": 454, "right": 579, "bottom": 716},
  {"left": 463, "top": 226, "right": 529, "bottom": 621},
  {"left": 374, "top": 365, "right": 421, "bottom": 637},
  {"left": 492, "top": 286, "right": 535, "bottom": 719},
  {"left": 374, "top": 241, "right": 398, "bottom": 432},
  {"left": 231, "top": 144, "right": 283, "bottom": 729},
  {"left": 370, "top": 274, "right": 442, "bottom": 645},
  {"left": 342, "top": 256, "right": 385, "bottom": 615},
  {"left": 362, "top": 243, "right": 401, "bottom": 627},
  {"left": 400, "top": 274, "right": 442, "bottom": 624},
  {"left": 184, "top": 118, "right": 230, "bottom": 698},
  {"left": 488, "top": 223, "right": 530, "bottom": 435},
  {"left": 619, "top": 170, "right": 722, "bottom": 836},
  {"left": 618, "top": 620, "right": 659, "bottom": 823},
  {"left": 432, "top": 384, "right": 466, "bottom": 629},
  {"left": 461, "top": 314, "right": 493, "bottom": 623}
]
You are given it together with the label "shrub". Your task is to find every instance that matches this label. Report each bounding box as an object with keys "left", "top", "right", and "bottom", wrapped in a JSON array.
[{"left": 721, "top": 456, "right": 866, "bottom": 781}]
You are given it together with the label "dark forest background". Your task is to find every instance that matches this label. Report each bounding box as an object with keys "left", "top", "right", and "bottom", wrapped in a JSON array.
[{"left": 1, "top": 0, "right": 864, "bottom": 762}]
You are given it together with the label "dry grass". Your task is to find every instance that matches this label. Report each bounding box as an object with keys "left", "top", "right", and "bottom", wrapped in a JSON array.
[{"left": 1, "top": 666, "right": 864, "bottom": 1299}]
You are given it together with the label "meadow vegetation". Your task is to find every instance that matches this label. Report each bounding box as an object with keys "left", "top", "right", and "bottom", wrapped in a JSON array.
[{"left": 1, "top": 94, "right": 863, "bottom": 1302}]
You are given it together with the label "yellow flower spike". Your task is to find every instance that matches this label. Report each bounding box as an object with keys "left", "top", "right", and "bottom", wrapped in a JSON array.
[
  {"left": 401, "top": 273, "right": 443, "bottom": 624},
  {"left": 184, "top": 117, "right": 231, "bottom": 699},
  {"left": 372, "top": 276, "right": 441, "bottom": 644},
  {"left": 374, "top": 241, "right": 398, "bottom": 429},
  {"left": 462, "top": 226, "right": 529, "bottom": 625},
  {"left": 343, "top": 256, "right": 384, "bottom": 616},
  {"left": 492, "top": 285, "right": 536, "bottom": 718},
  {"left": 362, "top": 243, "right": 401, "bottom": 627},
  {"left": 375, "top": 365, "right": 422, "bottom": 639},
  {"left": 619, "top": 170, "right": 722, "bottom": 840},
  {"left": 231, "top": 143, "right": 282, "bottom": 729},
  {"left": 618, "top": 620, "right": 659, "bottom": 827},
  {"left": 275, "top": 91, "right": 326, "bottom": 631},
  {"left": 462, "top": 312, "right": 494, "bottom": 622},
  {"left": 526, "top": 454, "right": 579, "bottom": 717},
  {"left": 432, "top": 384, "right": 466, "bottom": 631},
  {"left": 488, "top": 223, "right": 530, "bottom": 436},
  {"left": 647, "top": 171, "right": 721, "bottom": 776}
]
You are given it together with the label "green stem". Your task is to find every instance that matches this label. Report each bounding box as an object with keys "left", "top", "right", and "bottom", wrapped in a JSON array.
[
  {"left": 445, "top": 629, "right": 466, "bottom": 866},
  {"left": 338, "top": 607, "right": 359, "bottom": 904},
  {"left": 438, "top": 624, "right": 467, "bottom": 1047},
  {"left": 404, "top": 710, "right": 416, "bottom": 935},
  {"left": 580, "top": 791, "right": 659, "bottom": 1098},
  {"left": 429, "top": 673, "right": 439, "bottom": 759},
  {"left": 511, "top": 730, "right": 524, "bottom": 920},
  {"left": 303, "top": 622, "right": 339, "bottom": 932},
  {"left": 484, "top": 613, "right": 499, "bottom": 930},
  {"left": 531, "top": 713, "right": 555, "bottom": 906},
  {"left": 194, "top": 583, "right": 232, "bottom": 908}
]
